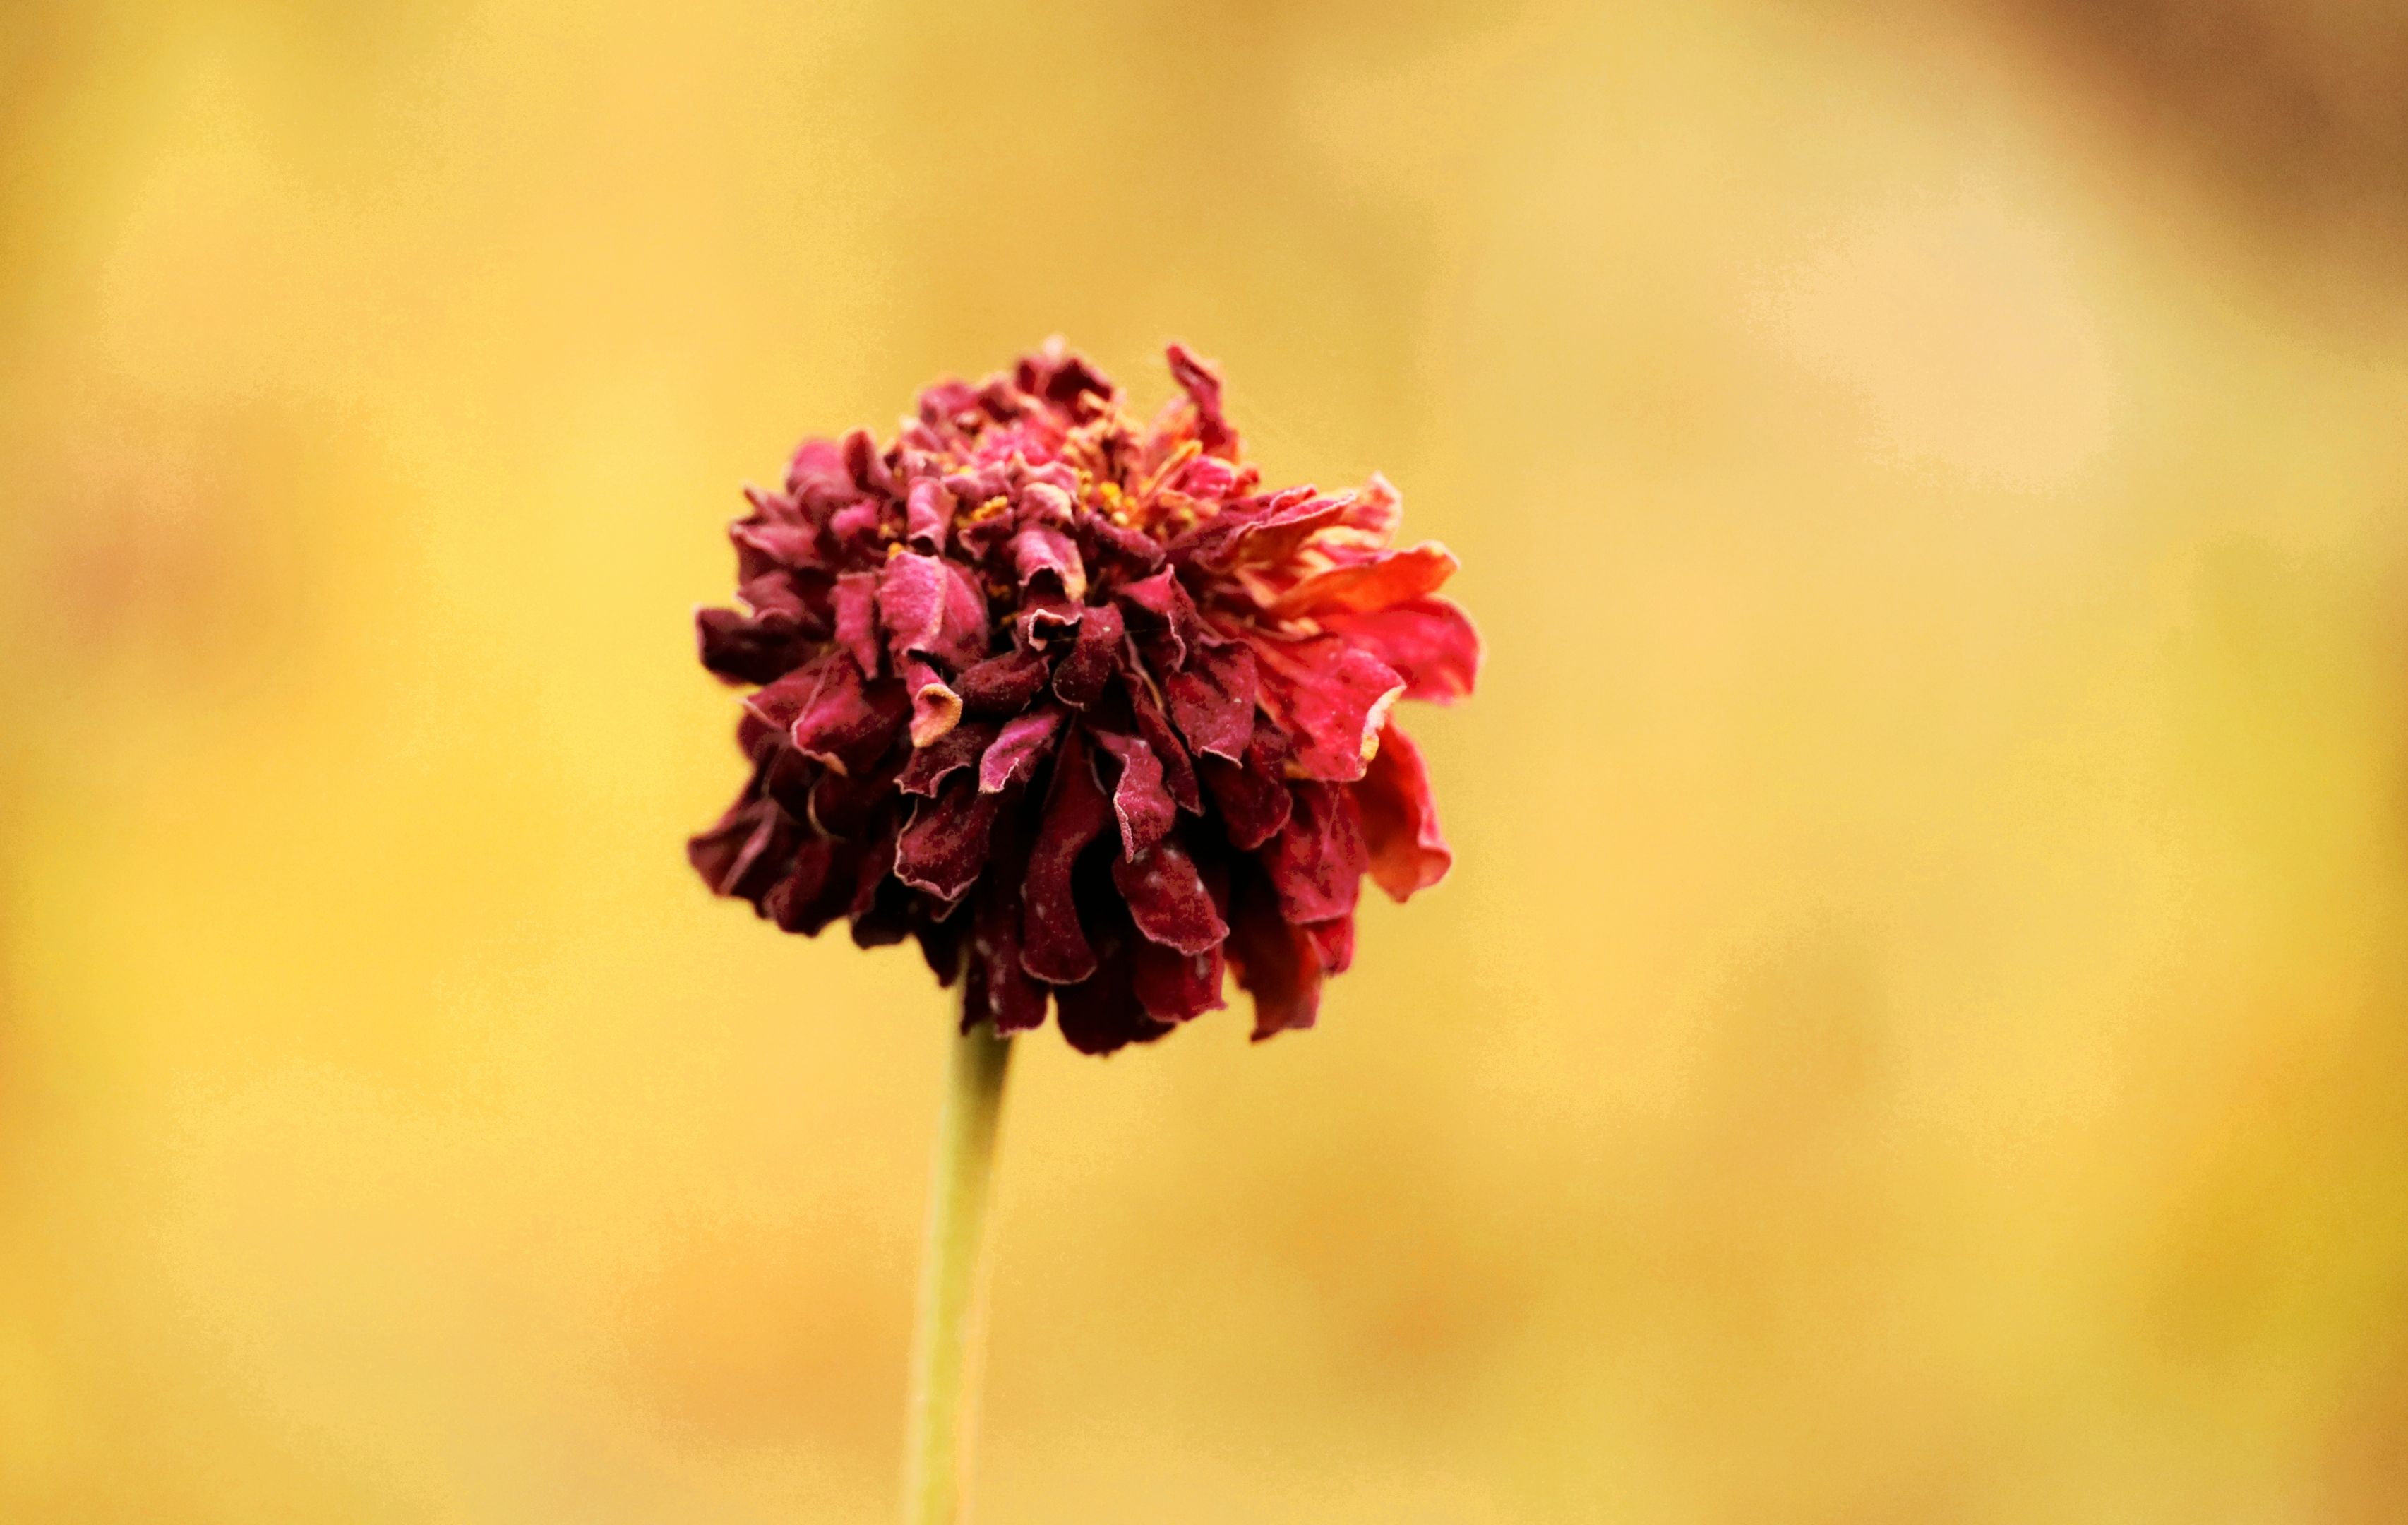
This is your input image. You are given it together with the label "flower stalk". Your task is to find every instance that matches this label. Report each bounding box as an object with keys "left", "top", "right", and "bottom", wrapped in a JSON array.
[{"left": 900, "top": 1004, "right": 1014, "bottom": 1525}]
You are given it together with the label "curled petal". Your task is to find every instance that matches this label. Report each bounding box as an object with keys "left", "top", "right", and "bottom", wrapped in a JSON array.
[
  {"left": 898, "top": 719, "right": 1000, "bottom": 798},
  {"left": 1269, "top": 541, "right": 1458, "bottom": 618},
  {"left": 902, "top": 657, "right": 962, "bottom": 748},
  {"left": 1263, "top": 781, "right": 1367, "bottom": 925},
  {"left": 894, "top": 775, "right": 1001, "bottom": 903},
  {"left": 832, "top": 570, "right": 882, "bottom": 677},
  {"left": 696, "top": 606, "right": 807, "bottom": 686},
  {"left": 1166, "top": 342, "right": 1235, "bottom": 456},
  {"left": 1227, "top": 875, "right": 1321, "bottom": 1040},
  {"left": 1054, "top": 940, "right": 1172, "bottom": 1055},
  {"left": 1355, "top": 723, "right": 1452, "bottom": 900},
  {"left": 742, "top": 659, "right": 829, "bottom": 734},
  {"left": 1091, "top": 729, "right": 1175, "bottom": 861},
  {"left": 1338, "top": 472, "right": 1402, "bottom": 539},
  {"left": 1121, "top": 671, "right": 1201, "bottom": 814},
  {"left": 1165, "top": 639, "right": 1257, "bottom": 762},
  {"left": 789, "top": 659, "right": 909, "bottom": 777},
  {"left": 1132, "top": 937, "right": 1226, "bottom": 1024},
  {"left": 1303, "top": 914, "right": 1355, "bottom": 976},
  {"left": 1196, "top": 716, "right": 1294, "bottom": 851},
  {"left": 906, "top": 478, "right": 954, "bottom": 553},
  {"left": 1318, "top": 596, "right": 1480, "bottom": 704},
  {"left": 1252, "top": 635, "right": 1404, "bottom": 782},
  {"left": 981, "top": 702, "right": 1065, "bottom": 793},
  {"left": 1020, "top": 729, "right": 1112, "bottom": 984},
  {"left": 879, "top": 551, "right": 989, "bottom": 672},
  {"left": 1011, "top": 522, "right": 1087, "bottom": 601},
  {"left": 688, "top": 798, "right": 795, "bottom": 907},
  {"left": 1110, "top": 837, "right": 1228, "bottom": 954},
  {"left": 958, "top": 647, "right": 1050, "bottom": 714},
  {"left": 767, "top": 835, "right": 856, "bottom": 935},
  {"left": 1116, "top": 567, "right": 1200, "bottom": 673},
  {"left": 1050, "top": 601, "right": 1125, "bottom": 709}
]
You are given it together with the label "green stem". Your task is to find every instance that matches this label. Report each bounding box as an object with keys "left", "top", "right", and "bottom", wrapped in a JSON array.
[{"left": 900, "top": 999, "right": 1014, "bottom": 1525}]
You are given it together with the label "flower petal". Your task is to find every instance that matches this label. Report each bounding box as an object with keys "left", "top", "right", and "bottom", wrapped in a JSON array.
[
  {"left": 1227, "top": 875, "right": 1321, "bottom": 1040},
  {"left": 1263, "top": 780, "right": 1367, "bottom": 924},
  {"left": 1354, "top": 722, "right": 1452, "bottom": 900},
  {"left": 1091, "top": 730, "right": 1175, "bottom": 861},
  {"left": 789, "top": 658, "right": 909, "bottom": 777},
  {"left": 902, "top": 656, "right": 962, "bottom": 748},
  {"left": 1317, "top": 596, "right": 1480, "bottom": 704},
  {"left": 981, "top": 702, "right": 1065, "bottom": 794},
  {"left": 958, "top": 647, "right": 1050, "bottom": 714},
  {"left": 1131, "top": 937, "right": 1226, "bottom": 1024},
  {"left": 1196, "top": 715, "right": 1293, "bottom": 851},
  {"left": 1020, "top": 729, "right": 1112, "bottom": 984},
  {"left": 832, "top": 570, "right": 882, "bottom": 677},
  {"left": 1165, "top": 638, "right": 1257, "bottom": 762},
  {"left": 1121, "top": 671, "right": 1201, "bottom": 814},
  {"left": 878, "top": 551, "right": 988, "bottom": 671},
  {"left": 1050, "top": 601, "right": 1125, "bottom": 709},
  {"left": 696, "top": 606, "right": 807, "bottom": 686},
  {"left": 1053, "top": 942, "right": 1173, "bottom": 1055},
  {"left": 1269, "top": 541, "right": 1458, "bottom": 618},
  {"left": 1116, "top": 567, "right": 1200, "bottom": 673},
  {"left": 1252, "top": 636, "right": 1404, "bottom": 782},
  {"left": 894, "top": 774, "right": 1000, "bottom": 903},
  {"left": 897, "top": 718, "right": 1001, "bottom": 798},
  {"left": 1111, "top": 836, "right": 1229, "bottom": 955}
]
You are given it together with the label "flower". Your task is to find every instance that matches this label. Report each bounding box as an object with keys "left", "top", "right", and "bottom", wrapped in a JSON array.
[{"left": 688, "top": 341, "right": 1478, "bottom": 1053}]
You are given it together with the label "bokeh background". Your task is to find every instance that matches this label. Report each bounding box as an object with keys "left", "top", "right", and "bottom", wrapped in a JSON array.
[{"left": 7, "top": 1, "right": 2408, "bottom": 1520}]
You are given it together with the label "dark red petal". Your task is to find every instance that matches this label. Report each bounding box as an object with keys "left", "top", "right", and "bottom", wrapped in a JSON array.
[
  {"left": 1252, "top": 635, "right": 1404, "bottom": 782},
  {"left": 1318, "top": 596, "right": 1480, "bottom": 704},
  {"left": 1120, "top": 672, "right": 1201, "bottom": 814},
  {"left": 1227, "top": 879, "right": 1321, "bottom": 1040},
  {"left": 790, "top": 659, "right": 909, "bottom": 777},
  {"left": 1110, "top": 837, "right": 1228, "bottom": 954},
  {"left": 742, "top": 658, "right": 829, "bottom": 733},
  {"left": 833, "top": 570, "right": 882, "bottom": 677},
  {"left": 767, "top": 835, "right": 856, "bottom": 935},
  {"left": 1117, "top": 568, "right": 1200, "bottom": 673},
  {"left": 1131, "top": 937, "right": 1226, "bottom": 1023},
  {"left": 1165, "top": 639, "right": 1257, "bottom": 762},
  {"left": 1354, "top": 723, "right": 1452, "bottom": 900},
  {"left": 1053, "top": 940, "right": 1173, "bottom": 1055},
  {"left": 897, "top": 719, "right": 1001, "bottom": 798},
  {"left": 894, "top": 775, "right": 1001, "bottom": 903},
  {"left": 981, "top": 702, "right": 1065, "bottom": 793},
  {"left": 1263, "top": 781, "right": 1367, "bottom": 924},
  {"left": 1020, "top": 729, "right": 1113, "bottom": 984},
  {"left": 1269, "top": 541, "right": 1458, "bottom": 617},
  {"left": 697, "top": 606, "right": 806, "bottom": 686},
  {"left": 807, "top": 748, "right": 906, "bottom": 837},
  {"left": 688, "top": 798, "right": 794, "bottom": 905},
  {"left": 966, "top": 839, "right": 1050, "bottom": 1035},
  {"left": 1197, "top": 716, "right": 1294, "bottom": 851},
  {"left": 1091, "top": 730, "right": 1175, "bottom": 861},
  {"left": 1050, "top": 601, "right": 1125, "bottom": 709},
  {"left": 959, "top": 647, "right": 1050, "bottom": 714}
]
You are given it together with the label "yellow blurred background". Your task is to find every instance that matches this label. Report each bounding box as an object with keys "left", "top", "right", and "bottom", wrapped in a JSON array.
[{"left": 7, "top": 1, "right": 2408, "bottom": 1520}]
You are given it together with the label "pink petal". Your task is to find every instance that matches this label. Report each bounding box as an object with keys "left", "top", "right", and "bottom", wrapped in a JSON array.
[
  {"left": 981, "top": 703, "right": 1066, "bottom": 793},
  {"left": 1050, "top": 601, "right": 1125, "bottom": 709}
]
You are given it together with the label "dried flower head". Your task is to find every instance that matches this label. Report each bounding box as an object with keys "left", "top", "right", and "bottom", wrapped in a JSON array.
[{"left": 688, "top": 342, "right": 1479, "bottom": 1053}]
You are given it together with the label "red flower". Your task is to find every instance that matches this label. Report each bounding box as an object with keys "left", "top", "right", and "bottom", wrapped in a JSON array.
[{"left": 688, "top": 342, "right": 1479, "bottom": 1053}]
